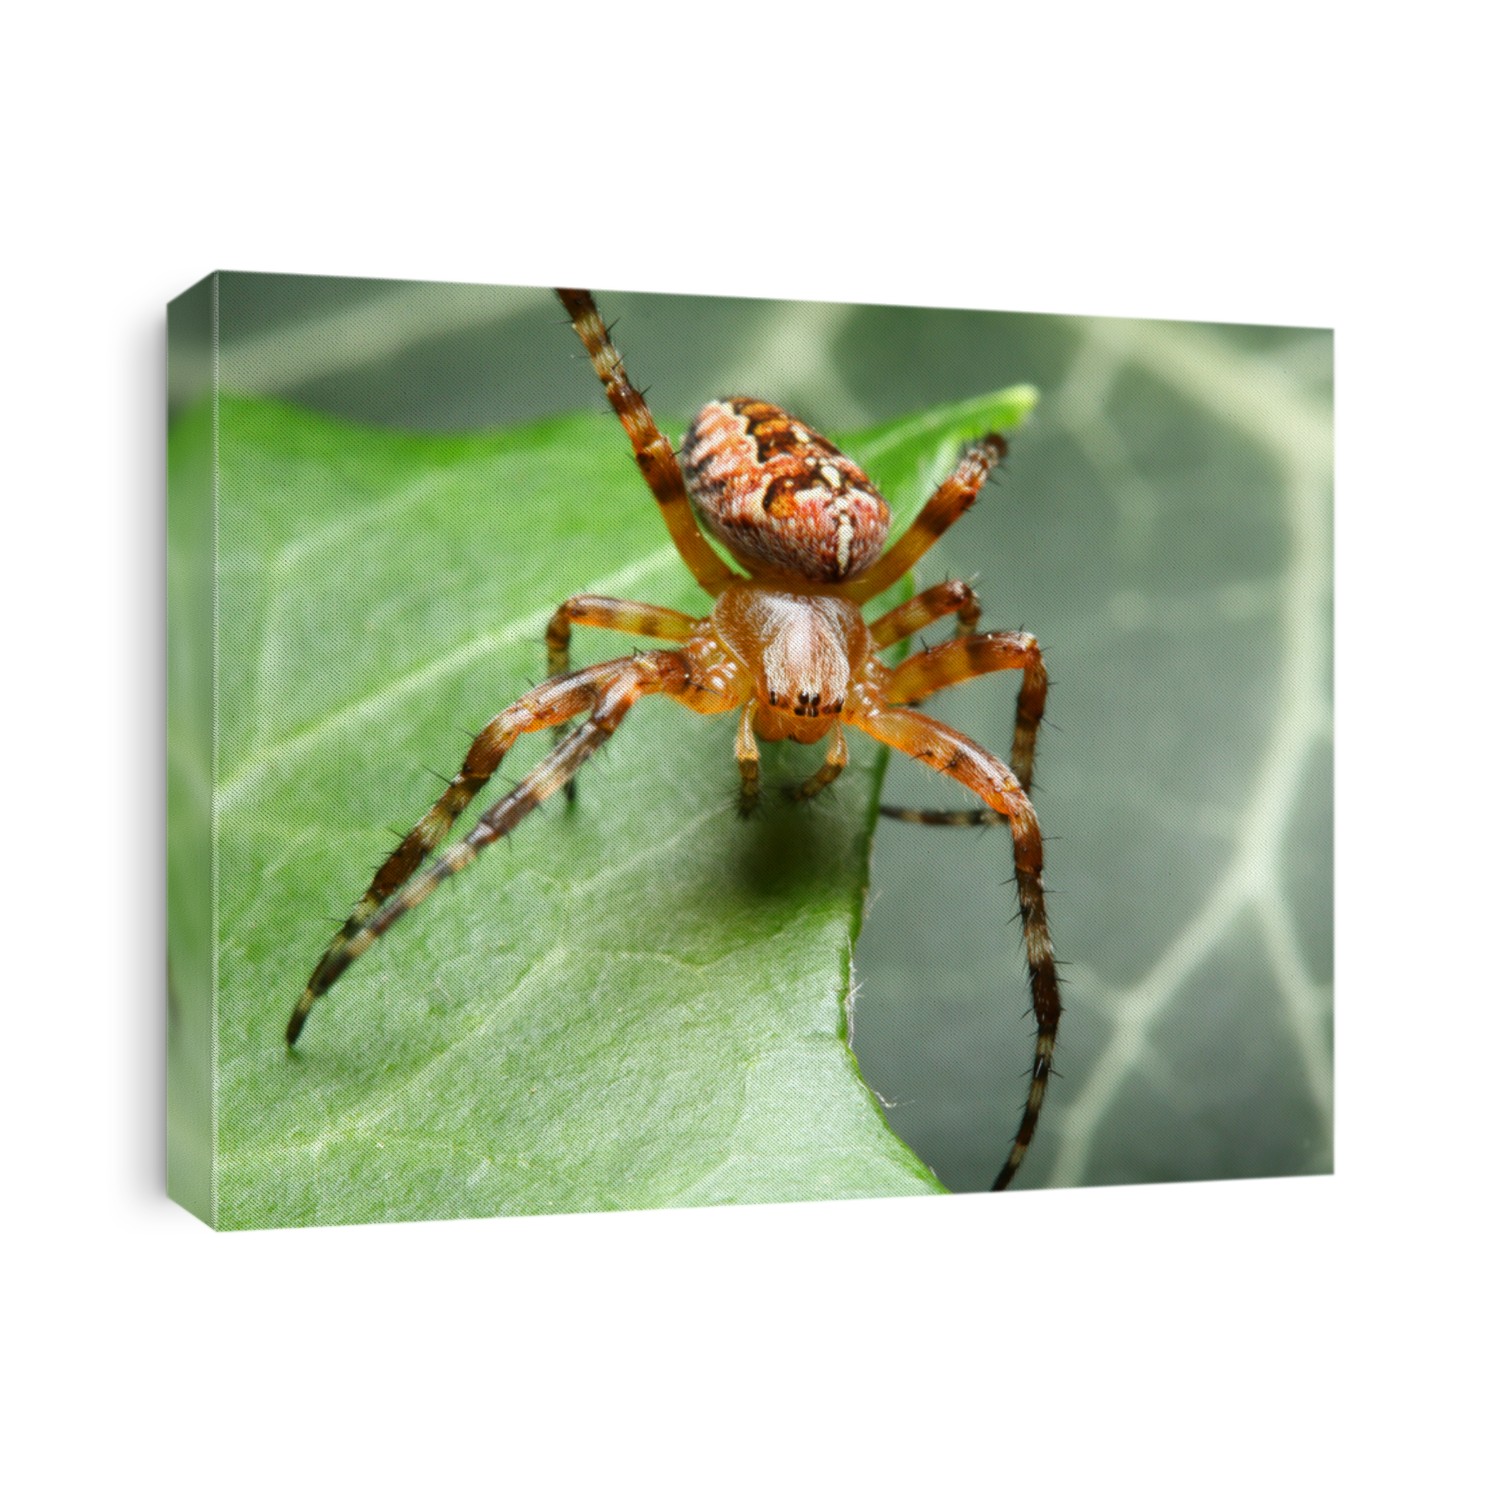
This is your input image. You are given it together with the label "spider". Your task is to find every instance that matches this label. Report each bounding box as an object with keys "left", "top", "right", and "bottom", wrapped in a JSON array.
[{"left": 286, "top": 287, "right": 1059, "bottom": 1192}]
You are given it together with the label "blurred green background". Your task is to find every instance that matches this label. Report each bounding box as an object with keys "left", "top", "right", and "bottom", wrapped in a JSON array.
[{"left": 172, "top": 272, "right": 1332, "bottom": 1197}]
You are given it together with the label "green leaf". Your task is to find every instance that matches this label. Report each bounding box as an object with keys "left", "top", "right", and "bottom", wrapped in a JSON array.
[{"left": 172, "top": 386, "right": 1032, "bottom": 1229}]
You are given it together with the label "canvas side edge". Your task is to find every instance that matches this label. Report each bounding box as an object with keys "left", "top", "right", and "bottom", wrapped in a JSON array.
[{"left": 166, "top": 273, "right": 219, "bottom": 1226}]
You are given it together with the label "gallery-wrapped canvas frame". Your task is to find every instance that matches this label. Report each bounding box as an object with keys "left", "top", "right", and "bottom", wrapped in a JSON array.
[{"left": 168, "top": 273, "right": 1332, "bottom": 1230}]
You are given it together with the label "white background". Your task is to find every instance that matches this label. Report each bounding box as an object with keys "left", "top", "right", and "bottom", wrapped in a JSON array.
[{"left": 5, "top": 4, "right": 1493, "bottom": 1494}]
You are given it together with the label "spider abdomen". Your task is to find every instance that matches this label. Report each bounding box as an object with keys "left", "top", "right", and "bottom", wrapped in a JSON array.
[{"left": 681, "top": 398, "right": 891, "bottom": 582}]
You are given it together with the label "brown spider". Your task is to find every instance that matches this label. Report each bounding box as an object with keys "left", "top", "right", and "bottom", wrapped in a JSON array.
[{"left": 286, "top": 288, "right": 1059, "bottom": 1192}]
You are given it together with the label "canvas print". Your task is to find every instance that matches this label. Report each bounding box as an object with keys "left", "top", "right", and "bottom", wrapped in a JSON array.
[{"left": 167, "top": 274, "right": 1333, "bottom": 1230}]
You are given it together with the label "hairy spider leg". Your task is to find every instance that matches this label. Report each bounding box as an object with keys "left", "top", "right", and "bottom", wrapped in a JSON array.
[
  {"left": 868, "top": 577, "right": 985, "bottom": 724},
  {"left": 878, "top": 806, "right": 1008, "bottom": 827},
  {"left": 846, "top": 702, "right": 1060, "bottom": 1191},
  {"left": 736, "top": 700, "right": 848, "bottom": 817},
  {"left": 545, "top": 594, "right": 699, "bottom": 800},
  {"left": 791, "top": 723, "right": 849, "bottom": 802},
  {"left": 868, "top": 579, "right": 983, "bottom": 650},
  {"left": 889, "top": 631, "right": 1047, "bottom": 788},
  {"left": 734, "top": 703, "right": 760, "bottom": 816},
  {"left": 877, "top": 630, "right": 1047, "bottom": 827},
  {"left": 286, "top": 653, "right": 688, "bottom": 1044},
  {"left": 545, "top": 594, "right": 698, "bottom": 677},
  {"left": 556, "top": 289, "right": 738, "bottom": 596},
  {"left": 845, "top": 435, "right": 1007, "bottom": 604}
]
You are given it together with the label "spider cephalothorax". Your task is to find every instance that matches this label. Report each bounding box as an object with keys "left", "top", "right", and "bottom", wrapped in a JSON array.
[{"left": 288, "top": 288, "right": 1059, "bottom": 1192}]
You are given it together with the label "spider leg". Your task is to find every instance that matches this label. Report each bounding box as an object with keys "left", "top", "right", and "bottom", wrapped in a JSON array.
[
  {"left": 790, "top": 723, "right": 848, "bottom": 802},
  {"left": 556, "top": 289, "right": 739, "bottom": 596},
  {"left": 735, "top": 703, "right": 761, "bottom": 817},
  {"left": 845, "top": 435, "right": 1007, "bottom": 603},
  {"left": 880, "top": 805, "right": 1005, "bottom": 827},
  {"left": 869, "top": 578, "right": 985, "bottom": 718},
  {"left": 545, "top": 594, "right": 699, "bottom": 800},
  {"left": 849, "top": 701, "right": 1060, "bottom": 1191},
  {"left": 885, "top": 630, "right": 1047, "bottom": 791},
  {"left": 287, "top": 652, "right": 688, "bottom": 1045},
  {"left": 868, "top": 579, "right": 982, "bottom": 650},
  {"left": 545, "top": 594, "right": 698, "bottom": 678}
]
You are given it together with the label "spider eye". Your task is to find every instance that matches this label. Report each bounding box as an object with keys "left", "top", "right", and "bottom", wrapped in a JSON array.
[{"left": 682, "top": 398, "right": 890, "bottom": 582}]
